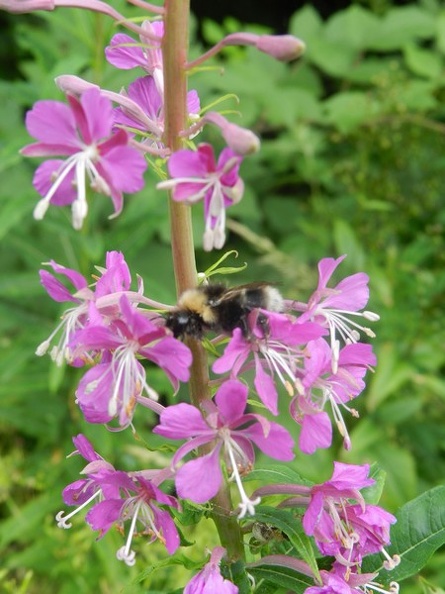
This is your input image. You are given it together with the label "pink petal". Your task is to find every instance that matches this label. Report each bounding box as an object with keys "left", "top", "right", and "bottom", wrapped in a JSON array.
[
  {"left": 214, "top": 380, "right": 248, "bottom": 424},
  {"left": 98, "top": 143, "right": 147, "bottom": 193},
  {"left": 154, "top": 402, "right": 209, "bottom": 439},
  {"left": 168, "top": 147, "right": 211, "bottom": 179},
  {"left": 105, "top": 33, "right": 147, "bottom": 70},
  {"left": 86, "top": 498, "right": 123, "bottom": 535},
  {"left": 79, "top": 88, "right": 114, "bottom": 142},
  {"left": 32, "top": 160, "right": 77, "bottom": 205},
  {"left": 253, "top": 356, "right": 278, "bottom": 415},
  {"left": 299, "top": 412, "right": 332, "bottom": 454},
  {"left": 176, "top": 447, "right": 222, "bottom": 503},
  {"left": 317, "top": 256, "right": 346, "bottom": 290},
  {"left": 245, "top": 421, "right": 295, "bottom": 461},
  {"left": 25, "top": 99, "right": 78, "bottom": 148}
]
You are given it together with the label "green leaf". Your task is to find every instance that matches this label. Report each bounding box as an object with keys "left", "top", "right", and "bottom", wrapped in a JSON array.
[
  {"left": 289, "top": 5, "right": 323, "bottom": 48},
  {"left": 306, "top": 38, "right": 356, "bottom": 78},
  {"left": 404, "top": 44, "right": 443, "bottom": 79},
  {"left": 244, "top": 465, "right": 311, "bottom": 487},
  {"left": 248, "top": 562, "right": 313, "bottom": 594},
  {"left": 363, "top": 486, "right": 445, "bottom": 582},
  {"left": 367, "top": 343, "right": 413, "bottom": 410},
  {"left": 368, "top": 6, "right": 436, "bottom": 51},
  {"left": 127, "top": 553, "right": 199, "bottom": 588},
  {"left": 251, "top": 507, "right": 319, "bottom": 578},
  {"left": 324, "top": 6, "right": 381, "bottom": 51},
  {"left": 323, "top": 92, "right": 373, "bottom": 133}
]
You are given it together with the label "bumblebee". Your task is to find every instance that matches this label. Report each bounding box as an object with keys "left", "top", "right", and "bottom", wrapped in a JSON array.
[{"left": 165, "top": 282, "right": 284, "bottom": 339}]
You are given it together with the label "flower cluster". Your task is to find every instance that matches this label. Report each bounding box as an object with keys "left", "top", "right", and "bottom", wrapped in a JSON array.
[
  {"left": 56, "top": 435, "right": 179, "bottom": 566},
  {"left": 40, "top": 250, "right": 390, "bottom": 583},
  {"left": 37, "top": 250, "right": 191, "bottom": 427},
  {"left": 20, "top": 14, "right": 260, "bottom": 250},
  {"left": 213, "top": 255, "right": 378, "bottom": 453},
  {"left": 254, "top": 462, "right": 400, "bottom": 593}
]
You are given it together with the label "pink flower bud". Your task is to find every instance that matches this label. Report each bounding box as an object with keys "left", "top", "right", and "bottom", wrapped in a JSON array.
[
  {"left": 221, "top": 122, "right": 260, "bottom": 155},
  {"left": 0, "top": 0, "right": 54, "bottom": 12},
  {"left": 256, "top": 34, "right": 306, "bottom": 62},
  {"left": 203, "top": 112, "right": 260, "bottom": 155}
]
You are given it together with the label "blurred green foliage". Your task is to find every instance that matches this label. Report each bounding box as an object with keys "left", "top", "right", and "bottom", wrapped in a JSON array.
[{"left": 1, "top": 0, "right": 445, "bottom": 592}]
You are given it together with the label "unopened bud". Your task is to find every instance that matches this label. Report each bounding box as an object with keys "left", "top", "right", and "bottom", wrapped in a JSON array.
[
  {"left": 203, "top": 111, "right": 260, "bottom": 155},
  {"left": 221, "top": 122, "right": 260, "bottom": 155},
  {"left": 55, "top": 75, "right": 99, "bottom": 95},
  {"left": 0, "top": 0, "right": 54, "bottom": 13},
  {"left": 256, "top": 35, "right": 306, "bottom": 62}
]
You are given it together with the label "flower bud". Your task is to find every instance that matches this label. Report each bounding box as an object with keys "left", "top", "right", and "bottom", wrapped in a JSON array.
[
  {"left": 203, "top": 112, "right": 260, "bottom": 155},
  {"left": 256, "top": 34, "right": 306, "bottom": 62},
  {"left": 221, "top": 122, "right": 260, "bottom": 155},
  {"left": 0, "top": 0, "right": 54, "bottom": 13}
]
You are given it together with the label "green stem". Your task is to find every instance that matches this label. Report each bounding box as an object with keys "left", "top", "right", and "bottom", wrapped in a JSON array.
[{"left": 162, "top": 0, "right": 244, "bottom": 561}]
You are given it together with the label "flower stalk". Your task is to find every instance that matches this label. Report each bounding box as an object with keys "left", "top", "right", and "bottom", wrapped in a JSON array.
[{"left": 162, "top": 0, "right": 244, "bottom": 561}]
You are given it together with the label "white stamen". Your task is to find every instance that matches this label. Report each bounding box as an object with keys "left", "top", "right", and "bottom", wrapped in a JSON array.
[
  {"left": 55, "top": 489, "right": 101, "bottom": 529},
  {"left": 224, "top": 440, "right": 260, "bottom": 518},
  {"left": 116, "top": 499, "right": 142, "bottom": 566}
]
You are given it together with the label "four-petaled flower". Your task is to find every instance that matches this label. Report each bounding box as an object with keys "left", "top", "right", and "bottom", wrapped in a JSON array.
[
  {"left": 57, "top": 434, "right": 179, "bottom": 566},
  {"left": 157, "top": 143, "right": 245, "bottom": 251},
  {"left": 292, "top": 256, "right": 379, "bottom": 373},
  {"left": 290, "top": 338, "right": 376, "bottom": 453},
  {"left": 72, "top": 295, "right": 192, "bottom": 426},
  {"left": 213, "top": 311, "right": 325, "bottom": 415},
  {"left": 21, "top": 88, "right": 147, "bottom": 229},
  {"left": 303, "top": 462, "right": 398, "bottom": 569},
  {"left": 184, "top": 547, "right": 238, "bottom": 594},
  {"left": 153, "top": 379, "right": 294, "bottom": 517}
]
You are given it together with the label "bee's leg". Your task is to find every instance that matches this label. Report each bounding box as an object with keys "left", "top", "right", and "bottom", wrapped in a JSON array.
[{"left": 256, "top": 312, "right": 270, "bottom": 338}]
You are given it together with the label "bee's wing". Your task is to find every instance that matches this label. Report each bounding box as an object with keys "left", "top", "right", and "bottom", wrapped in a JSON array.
[{"left": 213, "top": 282, "right": 274, "bottom": 304}]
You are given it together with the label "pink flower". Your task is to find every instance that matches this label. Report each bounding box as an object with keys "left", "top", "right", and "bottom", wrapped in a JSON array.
[
  {"left": 105, "top": 20, "right": 164, "bottom": 94},
  {"left": 213, "top": 312, "right": 325, "bottom": 415},
  {"left": 293, "top": 256, "right": 379, "bottom": 373},
  {"left": 157, "top": 143, "right": 244, "bottom": 251},
  {"left": 21, "top": 88, "right": 147, "bottom": 229},
  {"left": 303, "top": 463, "right": 398, "bottom": 567},
  {"left": 56, "top": 435, "right": 179, "bottom": 566},
  {"left": 36, "top": 251, "right": 134, "bottom": 366},
  {"left": 73, "top": 296, "right": 192, "bottom": 426},
  {"left": 154, "top": 380, "right": 294, "bottom": 517},
  {"left": 184, "top": 547, "right": 238, "bottom": 594},
  {"left": 290, "top": 339, "right": 376, "bottom": 453},
  {"left": 113, "top": 75, "right": 200, "bottom": 147}
]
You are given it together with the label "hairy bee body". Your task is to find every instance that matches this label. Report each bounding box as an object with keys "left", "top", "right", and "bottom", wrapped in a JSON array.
[{"left": 165, "top": 282, "right": 284, "bottom": 339}]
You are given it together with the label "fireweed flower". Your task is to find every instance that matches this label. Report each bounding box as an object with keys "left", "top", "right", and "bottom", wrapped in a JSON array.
[
  {"left": 72, "top": 295, "right": 192, "bottom": 426},
  {"left": 305, "top": 566, "right": 399, "bottom": 594},
  {"left": 105, "top": 20, "right": 164, "bottom": 94},
  {"left": 184, "top": 546, "right": 238, "bottom": 594},
  {"left": 56, "top": 434, "right": 117, "bottom": 529},
  {"left": 157, "top": 143, "right": 245, "bottom": 251},
  {"left": 289, "top": 338, "right": 376, "bottom": 453},
  {"left": 302, "top": 463, "right": 398, "bottom": 569},
  {"left": 292, "top": 256, "right": 379, "bottom": 373},
  {"left": 21, "top": 88, "right": 147, "bottom": 229},
  {"left": 113, "top": 75, "right": 200, "bottom": 147},
  {"left": 153, "top": 379, "right": 295, "bottom": 518},
  {"left": 36, "top": 260, "right": 93, "bottom": 365},
  {"left": 87, "top": 471, "right": 180, "bottom": 566},
  {"left": 36, "top": 251, "right": 135, "bottom": 366},
  {"left": 56, "top": 435, "right": 179, "bottom": 566},
  {"left": 212, "top": 312, "right": 325, "bottom": 415},
  {"left": 254, "top": 463, "right": 399, "bottom": 573}
]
